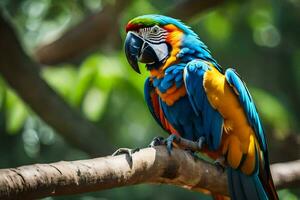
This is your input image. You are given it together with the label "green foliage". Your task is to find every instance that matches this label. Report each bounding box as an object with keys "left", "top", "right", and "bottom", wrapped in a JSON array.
[
  {"left": 5, "top": 90, "right": 28, "bottom": 133},
  {"left": 251, "top": 88, "right": 293, "bottom": 138},
  {"left": 203, "top": 11, "right": 232, "bottom": 42},
  {"left": 278, "top": 189, "right": 298, "bottom": 200},
  {"left": 0, "top": 78, "right": 28, "bottom": 133},
  {"left": 42, "top": 66, "right": 78, "bottom": 102}
]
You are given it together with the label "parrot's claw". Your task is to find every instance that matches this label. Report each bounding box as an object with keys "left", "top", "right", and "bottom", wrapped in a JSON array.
[
  {"left": 214, "top": 156, "right": 226, "bottom": 172},
  {"left": 112, "top": 148, "right": 140, "bottom": 167},
  {"left": 197, "top": 136, "right": 206, "bottom": 150},
  {"left": 112, "top": 148, "right": 140, "bottom": 156},
  {"left": 112, "top": 148, "right": 140, "bottom": 161},
  {"left": 185, "top": 149, "right": 200, "bottom": 161},
  {"left": 148, "top": 136, "right": 165, "bottom": 147},
  {"left": 164, "top": 134, "right": 178, "bottom": 155}
]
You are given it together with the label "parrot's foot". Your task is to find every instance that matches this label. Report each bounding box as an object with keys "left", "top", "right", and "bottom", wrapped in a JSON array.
[
  {"left": 185, "top": 149, "right": 200, "bottom": 161},
  {"left": 214, "top": 156, "right": 226, "bottom": 172},
  {"left": 112, "top": 148, "right": 140, "bottom": 166},
  {"left": 148, "top": 136, "right": 165, "bottom": 147},
  {"left": 112, "top": 148, "right": 140, "bottom": 157},
  {"left": 164, "top": 134, "right": 179, "bottom": 155},
  {"left": 196, "top": 136, "right": 206, "bottom": 150}
]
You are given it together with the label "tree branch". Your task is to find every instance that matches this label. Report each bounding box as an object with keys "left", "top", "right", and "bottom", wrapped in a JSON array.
[
  {"left": 271, "top": 159, "right": 300, "bottom": 189},
  {"left": 35, "top": 0, "right": 132, "bottom": 65},
  {"left": 0, "top": 13, "right": 114, "bottom": 156},
  {"left": 166, "top": 0, "right": 225, "bottom": 21},
  {"left": 34, "top": 0, "right": 224, "bottom": 65},
  {"left": 0, "top": 146, "right": 299, "bottom": 200},
  {"left": 268, "top": 132, "right": 300, "bottom": 163}
]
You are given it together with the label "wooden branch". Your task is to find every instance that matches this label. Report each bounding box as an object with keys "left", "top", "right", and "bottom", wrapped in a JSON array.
[
  {"left": 0, "top": 13, "right": 114, "bottom": 156},
  {"left": 166, "top": 0, "right": 225, "bottom": 21},
  {"left": 0, "top": 146, "right": 299, "bottom": 200},
  {"left": 34, "top": 0, "right": 224, "bottom": 65},
  {"left": 268, "top": 132, "right": 300, "bottom": 163},
  {"left": 35, "top": 0, "right": 132, "bottom": 65},
  {"left": 271, "top": 159, "right": 300, "bottom": 189},
  {"left": 0, "top": 146, "right": 228, "bottom": 199}
]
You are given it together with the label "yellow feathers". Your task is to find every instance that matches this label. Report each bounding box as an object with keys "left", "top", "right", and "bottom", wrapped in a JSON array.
[
  {"left": 162, "top": 25, "right": 183, "bottom": 70},
  {"left": 203, "top": 66, "right": 260, "bottom": 175}
]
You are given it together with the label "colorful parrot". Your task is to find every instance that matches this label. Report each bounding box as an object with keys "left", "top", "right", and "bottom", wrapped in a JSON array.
[{"left": 124, "top": 14, "right": 278, "bottom": 200}]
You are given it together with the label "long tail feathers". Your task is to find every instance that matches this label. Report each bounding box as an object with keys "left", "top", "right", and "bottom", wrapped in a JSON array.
[
  {"left": 227, "top": 161, "right": 278, "bottom": 200},
  {"left": 228, "top": 168, "right": 267, "bottom": 200},
  {"left": 212, "top": 193, "right": 230, "bottom": 200},
  {"left": 258, "top": 153, "right": 279, "bottom": 200}
]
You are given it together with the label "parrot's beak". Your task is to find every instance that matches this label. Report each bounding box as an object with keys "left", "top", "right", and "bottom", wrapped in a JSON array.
[{"left": 125, "top": 31, "right": 159, "bottom": 74}]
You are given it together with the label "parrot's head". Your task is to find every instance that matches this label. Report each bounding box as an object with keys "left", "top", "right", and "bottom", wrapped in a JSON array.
[{"left": 125, "top": 14, "right": 207, "bottom": 75}]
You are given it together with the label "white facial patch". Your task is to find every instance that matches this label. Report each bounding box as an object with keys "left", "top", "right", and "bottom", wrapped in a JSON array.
[
  {"left": 137, "top": 26, "right": 169, "bottom": 63},
  {"left": 149, "top": 42, "right": 169, "bottom": 62}
]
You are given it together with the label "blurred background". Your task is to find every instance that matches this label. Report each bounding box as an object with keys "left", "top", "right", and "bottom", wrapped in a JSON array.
[{"left": 0, "top": 0, "right": 299, "bottom": 199}]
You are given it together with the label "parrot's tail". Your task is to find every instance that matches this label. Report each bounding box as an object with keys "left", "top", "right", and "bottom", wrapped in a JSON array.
[
  {"left": 212, "top": 194, "right": 230, "bottom": 200},
  {"left": 227, "top": 166, "right": 278, "bottom": 200}
]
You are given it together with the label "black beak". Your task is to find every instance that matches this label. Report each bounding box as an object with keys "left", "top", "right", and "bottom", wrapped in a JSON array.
[{"left": 125, "top": 32, "right": 160, "bottom": 74}]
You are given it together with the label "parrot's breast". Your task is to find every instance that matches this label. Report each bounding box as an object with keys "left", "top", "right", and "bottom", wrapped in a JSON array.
[
  {"left": 160, "top": 95, "right": 205, "bottom": 141},
  {"left": 156, "top": 85, "right": 186, "bottom": 106},
  {"left": 151, "top": 64, "right": 186, "bottom": 106},
  {"left": 150, "top": 65, "right": 207, "bottom": 141}
]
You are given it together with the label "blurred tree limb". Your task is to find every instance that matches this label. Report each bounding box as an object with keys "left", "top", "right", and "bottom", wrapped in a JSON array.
[
  {"left": 165, "top": 0, "right": 225, "bottom": 20},
  {"left": 34, "top": 0, "right": 225, "bottom": 65},
  {"left": 0, "top": 146, "right": 299, "bottom": 199},
  {"left": 35, "top": 0, "right": 133, "bottom": 65},
  {"left": 268, "top": 132, "right": 300, "bottom": 163},
  {"left": 0, "top": 13, "right": 114, "bottom": 156}
]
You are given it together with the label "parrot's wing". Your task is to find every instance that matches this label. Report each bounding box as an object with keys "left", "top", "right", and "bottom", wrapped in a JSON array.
[
  {"left": 144, "top": 77, "right": 164, "bottom": 129},
  {"left": 183, "top": 60, "right": 224, "bottom": 150},
  {"left": 225, "top": 68, "right": 266, "bottom": 151},
  {"left": 144, "top": 77, "right": 178, "bottom": 134},
  {"left": 225, "top": 68, "right": 278, "bottom": 200}
]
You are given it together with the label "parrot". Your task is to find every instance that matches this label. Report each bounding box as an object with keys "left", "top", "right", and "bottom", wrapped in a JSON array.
[{"left": 124, "top": 14, "right": 278, "bottom": 200}]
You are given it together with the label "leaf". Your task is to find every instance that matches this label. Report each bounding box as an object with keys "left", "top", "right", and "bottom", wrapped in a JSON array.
[
  {"left": 203, "top": 12, "right": 232, "bottom": 41},
  {"left": 82, "top": 87, "right": 108, "bottom": 121},
  {"left": 69, "top": 56, "right": 99, "bottom": 106},
  {"left": 5, "top": 90, "right": 28, "bottom": 134},
  {"left": 42, "top": 65, "right": 77, "bottom": 103},
  {"left": 251, "top": 87, "right": 293, "bottom": 138}
]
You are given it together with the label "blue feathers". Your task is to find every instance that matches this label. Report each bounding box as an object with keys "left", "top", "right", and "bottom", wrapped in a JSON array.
[
  {"left": 228, "top": 168, "right": 268, "bottom": 200},
  {"left": 225, "top": 68, "right": 267, "bottom": 151},
  {"left": 145, "top": 59, "right": 224, "bottom": 146},
  {"left": 180, "top": 34, "right": 222, "bottom": 72},
  {"left": 147, "top": 59, "right": 224, "bottom": 150},
  {"left": 228, "top": 148, "right": 269, "bottom": 200},
  {"left": 183, "top": 60, "right": 223, "bottom": 150},
  {"left": 152, "top": 64, "right": 185, "bottom": 93}
]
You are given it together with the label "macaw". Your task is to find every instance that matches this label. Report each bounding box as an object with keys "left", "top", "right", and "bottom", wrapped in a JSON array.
[{"left": 124, "top": 14, "right": 278, "bottom": 200}]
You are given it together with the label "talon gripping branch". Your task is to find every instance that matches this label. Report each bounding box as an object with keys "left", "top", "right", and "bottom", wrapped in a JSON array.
[{"left": 124, "top": 14, "right": 278, "bottom": 200}]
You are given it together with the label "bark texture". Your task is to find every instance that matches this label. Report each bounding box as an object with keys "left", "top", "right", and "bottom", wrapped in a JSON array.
[{"left": 0, "top": 146, "right": 299, "bottom": 200}]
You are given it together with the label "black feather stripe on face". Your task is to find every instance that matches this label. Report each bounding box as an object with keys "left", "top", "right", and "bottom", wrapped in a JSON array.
[{"left": 138, "top": 25, "right": 168, "bottom": 44}]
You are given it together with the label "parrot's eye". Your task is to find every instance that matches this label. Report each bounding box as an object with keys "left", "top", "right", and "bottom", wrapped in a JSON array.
[
  {"left": 151, "top": 26, "right": 159, "bottom": 34},
  {"left": 138, "top": 25, "right": 167, "bottom": 44}
]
